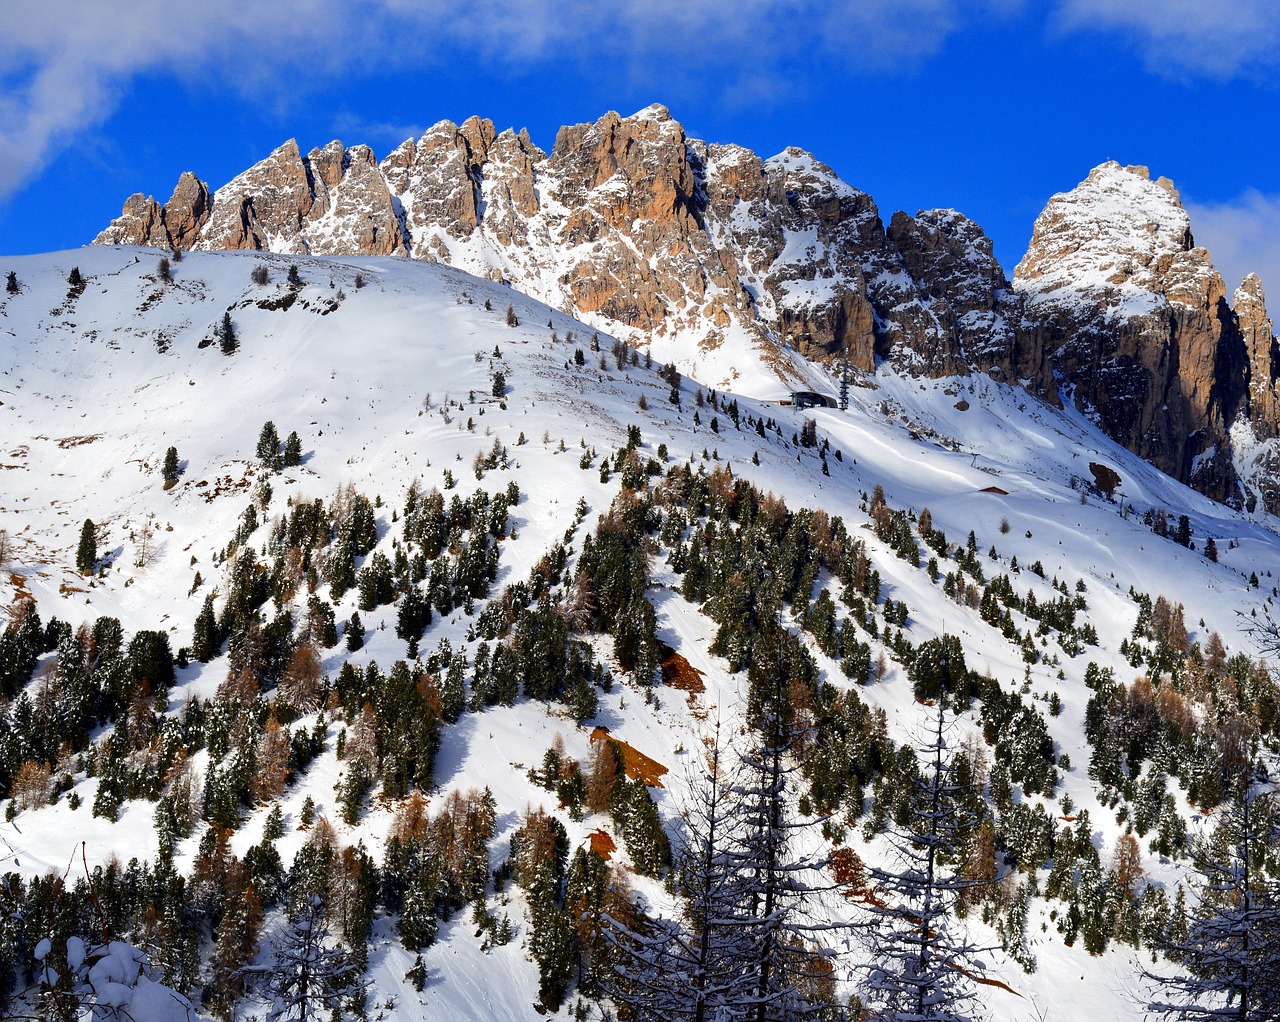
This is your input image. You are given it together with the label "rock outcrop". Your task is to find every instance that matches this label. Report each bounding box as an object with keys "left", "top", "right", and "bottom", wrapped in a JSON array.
[
  {"left": 93, "top": 105, "right": 1045, "bottom": 395},
  {"left": 94, "top": 111, "right": 1280, "bottom": 511},
  {"left": 1013, "top": 162, "right": 1278, "bottom": 508}
]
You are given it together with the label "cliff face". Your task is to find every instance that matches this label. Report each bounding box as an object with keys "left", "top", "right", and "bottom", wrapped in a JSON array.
[
  {"left": 95, "top": 105, "right": 1048, "bottom": 394},
  {"left": 95, "top": 110, "right": 1280, "bottom": 511},
  {"left": 1012, "top": 162, "right": 1278, "bottom": 508}
]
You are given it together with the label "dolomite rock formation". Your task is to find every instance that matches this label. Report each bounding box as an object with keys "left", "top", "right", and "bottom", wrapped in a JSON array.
[
  {"left": 94, "top": 111, "right": 1280, "bottom": 510},
  {"left": 1013, "top": 161, "right": 1278, "bottom": 508},
  {"left": 94, "top": 105, "right": 1046, "bottom": 396}
]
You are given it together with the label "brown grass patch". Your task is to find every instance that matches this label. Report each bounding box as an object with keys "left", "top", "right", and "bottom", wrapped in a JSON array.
[
  {"left": 590, "top": 726, "right": 668, "bottom": 788},
  {"left": 660, "top": 641, "right": 705, "bottom": 695},
  {"left": 55, "top": 435, "right": 102, "bottom": 449}
]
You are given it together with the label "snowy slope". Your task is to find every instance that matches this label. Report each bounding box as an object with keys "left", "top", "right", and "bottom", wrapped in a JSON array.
[{"left": 1, "top": 246, "right": 1278, "bottom": 1020}]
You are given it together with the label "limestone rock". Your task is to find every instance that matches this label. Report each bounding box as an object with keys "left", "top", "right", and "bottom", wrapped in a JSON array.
[
  {"left": 163, "top": 172, "right": 211, "bottom": 250},
  {"left": 90, "top": 111, "right": 1280, "bottom": 511},
  {"left": 1013, "top": 161, "right": 1269, "bottom": 504}
]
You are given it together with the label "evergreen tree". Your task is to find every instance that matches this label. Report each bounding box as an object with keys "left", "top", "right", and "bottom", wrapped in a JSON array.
[
  {"left": 608, "top": 718, "right": 760, "bottom": 1021},
  {"left": 5, "top": 271, "right": 16, "bottom": 294},
  {"left": 75, "top": 519, "right": 97, "bottom": 573},
  {"left": 257, "top": 421, "right": 282, "bottom": 470},
  {"left": 345, "top": 612, "right": 364, "bottom": 652},
  {"left": 1145, "top": 775, "right": 1280, "bottom": 1022},
  {"left": 219, "top": 311, "right": 237, "bottom": 354},
  {"left": 241, "top": 896, "right": 363, "bottom": 1022},
  {"left": 67, "top": 265, "right": 82, "bottom": 286},
  {"left": 506, "top": 303, "right": 519, "bottom": 327},
  {"left": 287, "top": 263, "right": 303, "bottom": 288},
  {"left": 858, "top": 700, "right": 992, "bottom": 1022},
  {"left": 163, "top": 445, "right": 180, "bottom": 486},
  {"left": 283, "top": 430, "right": 303, "bottom": 468}
]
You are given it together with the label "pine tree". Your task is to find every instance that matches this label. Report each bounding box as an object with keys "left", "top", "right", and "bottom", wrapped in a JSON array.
[
  {"left": 163, "top": 445, "right": 180, "bottom": 487},
  {"left": 345, "top": 612, "right": 364, "bottom": 652},
  {"left": 607, "top": 718, "right": 760, "bottom": 1021},
  {"left": 257, "top": 421, "right": 281, "bottom": 470},
  {"left": 506, "top": 303, "right": 519, "bottom": 327},
  {"left": 287, "top": 263, "right": 303, "bottom": 288},
  {"left": 75, "top": 519, "right": 97, "bottom": 573},
  {"left": 219, "top": 311, "right": 237, "bottom": 354},
  {"left": 5, "top": 271, "right": 17, "bottom": 294},
  {"left": 858, "top": 699, "right": 992, "bottom": 1022},
  {"left": 1144, "top": 774, "right": 1280, "bottom": 1021},
  {"left": 241, "top": 896, "right": 363, "bottom": 1022},
  {"left": 283, "top": 430, "right": 303, "bottom": 468}
]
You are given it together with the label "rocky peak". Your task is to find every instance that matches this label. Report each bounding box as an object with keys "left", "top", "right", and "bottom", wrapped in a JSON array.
[
  {"left": 1015, "top": 161, "right": 1211, "bottom": 320},
  {"left": 1236, "top": 274, "right": 1279, "bottom": 439},
  {"left": 1011, "top": 161, "right": 1275, "bottom": 506},
  {"left": 92, "top": 113, "right": 1280, "bottom": 512}
]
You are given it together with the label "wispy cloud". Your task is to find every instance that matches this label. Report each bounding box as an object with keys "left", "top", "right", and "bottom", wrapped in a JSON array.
[
  {"left": 1187, "top": 190, "right": 1280, "bottom": 302},
  {"left": 1052, "top": 0, "right": 1280, "bottom": 80},
  {"left": 0, "top": 0, "right": 989, "bottom": 201}
]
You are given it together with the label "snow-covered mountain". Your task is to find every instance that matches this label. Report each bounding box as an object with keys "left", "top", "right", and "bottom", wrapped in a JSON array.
[
  {"left": 2, "top": 245, "right": 1279, "bottom": 1020},
  {"left": 94, "top": 108, "right": 1280, "bottom": 517}
]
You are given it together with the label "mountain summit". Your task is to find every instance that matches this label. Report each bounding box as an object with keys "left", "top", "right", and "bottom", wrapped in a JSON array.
[{"left": 95, "top": 107, "right": 1280, "bottom": 513}]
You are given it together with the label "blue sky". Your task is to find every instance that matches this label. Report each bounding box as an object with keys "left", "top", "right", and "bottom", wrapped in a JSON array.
[{"left": 3, "top": 0, "right": 1279, "bottom": 294}]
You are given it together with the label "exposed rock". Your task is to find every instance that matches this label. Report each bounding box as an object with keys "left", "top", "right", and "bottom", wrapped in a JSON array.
[
  {"left": 1012, "top": 161, "right": 1275, "bottom": 506},
  {"left": 1237, "top": 274, "right": 1279, "bottom": 439},
  {"left": 162, "top": 173, "right": 211, "bottom": 250},
  {"left": 95, "top": 193, "right": 170, "bottom": 248},
  {"left": 92, "top": 112, "right": 1280, "bottom": 512}
]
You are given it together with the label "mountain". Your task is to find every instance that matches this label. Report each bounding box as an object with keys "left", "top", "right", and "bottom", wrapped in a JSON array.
[
  {"left": 93, "top": 108, "right": 1280, "bottom": 517},
  {"left": 2, "top": 246, "right": 1280, "bottom": 1020}
]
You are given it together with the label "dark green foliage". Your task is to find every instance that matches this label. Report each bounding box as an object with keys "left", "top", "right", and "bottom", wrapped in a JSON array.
[
  {"left": 282, "top": 431, "right": 302, "bottom": 468},
  {"left": 345, "top": 612, "right": 365, "bottom": 652},
  {"left": 977, "top": 675, "right": 1058, "bottom": 796},
  {"left": 68, "top": 265, "right": 82, "bottom": 286},
  {"left": 616, "top": 777, "right": 670, "bottom": 877},
  {"left": 395, "top": 584, "right": 432, "bottom": 647},
  {"left": 287, "top": 263, "right": 302, "bottom": 288},
  {"left": 218, "top": 311, "right": 237, "bottom": 354},
  {"left": 574, "top": 492, "right": 659, "bottom": 682},
  {"left": 127, "top": 630, "right": 175, "bottom": 699},
  {"left": 162, "top": 445, "right": 180, "bottom": 485},
  {"left": 909, "top": 634, "right": 974, "bottom": 708},
  {"left": 376, "top": 660, "right": 440, "bottom": 798},
  {"left": 5, "top": 271, "right": 16, "bottom": 294},
  {"left": 256, "top": 421, "right": 281, "bottom": 470},
  {"left": 357, "top": 551, "right": 394, "bottom": 611},
  {"left": 75, "top": 519, "right": 97, "bottom": 573}
]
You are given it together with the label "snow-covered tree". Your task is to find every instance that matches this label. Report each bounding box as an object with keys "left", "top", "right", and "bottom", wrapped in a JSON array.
[
  {"left": 1144, "top": 774, "right": 1280, "bottom": 1022},
  {"left": 606, "top": 719, "right": 759, "bottom": 1021},
  {"left": 240, "top": 896, "right": 362, "bottom": 1022},
  {"left": 858, "top": 699, "right": 993, "bottom": 1022},
  {"left": 609, "top": 616, "right": 853, "bottom": 1022}
]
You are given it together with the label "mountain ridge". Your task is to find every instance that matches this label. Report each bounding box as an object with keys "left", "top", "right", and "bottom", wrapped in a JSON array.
[{"left": 93, "top": 106, "right": 1280, "bottom": 515}]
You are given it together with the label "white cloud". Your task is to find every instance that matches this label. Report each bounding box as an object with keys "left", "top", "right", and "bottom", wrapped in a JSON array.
[
  {"left": 0, "top": 0, "right": 989, "bottom": 202},
  {"left": 1052, "top": 0, "right": 1280, "bottom": 80},
  {"left": 1187, "top": 190, "right": 1280, "bottom": 303}
]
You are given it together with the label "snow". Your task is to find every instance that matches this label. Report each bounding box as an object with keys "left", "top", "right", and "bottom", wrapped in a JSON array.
[{"left": 1, "top": 246, "right": 1279, "bottom": 1020}]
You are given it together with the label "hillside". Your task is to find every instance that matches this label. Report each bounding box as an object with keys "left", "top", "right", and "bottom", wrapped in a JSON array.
[
  {"left": 93, "top": 107, "right": 1280, "bottom": 517},
  {"left": 1, "top": 246, "right": 1279, "bottom": 1020}
]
